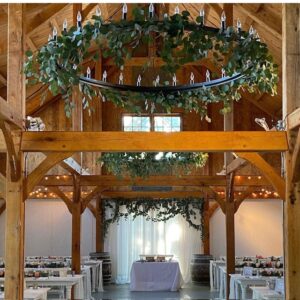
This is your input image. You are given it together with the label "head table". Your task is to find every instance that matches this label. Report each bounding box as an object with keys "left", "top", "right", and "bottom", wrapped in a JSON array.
[{"left": 130, "top": 261, "right": 183, "bottom": 292}]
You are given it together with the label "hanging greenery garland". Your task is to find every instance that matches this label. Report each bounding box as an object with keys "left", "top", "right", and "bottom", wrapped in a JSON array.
[
  {"left": 98, "top": 152, "right": 208, "bottom": 178},
  {"left": 24, "top": 6, "right": 278, "bottom": 117},
  {"left": 103, "top": 197, "right": 205, "bottom": 240}
]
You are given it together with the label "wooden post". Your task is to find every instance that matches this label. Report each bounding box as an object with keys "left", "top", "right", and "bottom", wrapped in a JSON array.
[
  {"left": 225, "top": 172, "right": 235, "bottom": 299},
  {"left": 71, "top": 174, "right": 81, "bottom": 274},
  {"left": 95, "top": 196, "right": 104, "bottom": 252},
  {"left": 4, "top": 4, "right": 25, "bottom": 300},
  {"left": 283, "top": 4, "right": 300, "bottom": 299},
  {"left": 202, "top": 200, "right": 210, "bottom": 254}
]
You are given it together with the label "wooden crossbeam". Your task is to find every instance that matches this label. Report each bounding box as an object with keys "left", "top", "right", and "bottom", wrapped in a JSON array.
[
  {"left": 226, "top": 157, "right": 247, "bottom": 174},
  {"left": 21, "top": 131, "right": 288, "bottom": 152},
  {"left": 37, "top": 174, "right": 271, "bottom": 187},
  {"left": 101, "top": 191, "right": 204, "bottom": 198},
  {"left": 81, "top": 186, "right": 104, "bottom": 212},
  {"left": 0, "top": 202, "right": 5, "bottom": 215},
  {"left": 0, "top": 72, "right": 7, "bottom": 86}
]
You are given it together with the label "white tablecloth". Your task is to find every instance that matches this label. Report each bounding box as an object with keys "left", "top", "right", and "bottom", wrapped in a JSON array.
[
  {"left": 83, "top": 260, "right": 104, "bottom": 292},
  {"left": 0, "top": 288, "right": 49, "bottom": 300},
  {"left": 130, "top": 261, "right": 183, "bottom": 291},
  {"left": 251, "top": 286, "right": 284, "bottom": 300}
]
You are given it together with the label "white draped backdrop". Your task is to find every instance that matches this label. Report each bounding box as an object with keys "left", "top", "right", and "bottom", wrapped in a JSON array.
[{"left": 105, "top": 212, "right": 202, "bottom": 284}]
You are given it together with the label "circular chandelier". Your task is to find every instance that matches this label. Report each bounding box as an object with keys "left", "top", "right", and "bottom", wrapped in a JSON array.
[{"left": 24, "top": 4, "right": 278, "bottom": 117}]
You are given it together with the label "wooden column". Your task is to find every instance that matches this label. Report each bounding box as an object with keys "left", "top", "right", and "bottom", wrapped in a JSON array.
[
  {"left": 95, "top": 196, "right": 104, "bottom": 252},
  {"left": 283, "top": 4, "right": 300, "bottom": 299},
  {"left": 4, "top": 4, "right": 25, "bottom": 300},
  {"left": 225, "top": 173, "right": 235, "bottom": 299},
  {"left": 202, "top": 200, "right": 210, "bottom": 254},
  {"left": 71, "top": 174, "right": 81, "bottom": 274}
]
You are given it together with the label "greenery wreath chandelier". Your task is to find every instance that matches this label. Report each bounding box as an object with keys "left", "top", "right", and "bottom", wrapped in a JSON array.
[{"left": 24, "top": 4, "right": 278, "bottom": 117}]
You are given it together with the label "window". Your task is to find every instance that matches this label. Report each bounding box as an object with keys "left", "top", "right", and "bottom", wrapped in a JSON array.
[
  {"left": 122, "top": 115, "right": 181, "bottom": 132},
  {"left": 123, "top": 116, "right": 150, "bottom": 131}
]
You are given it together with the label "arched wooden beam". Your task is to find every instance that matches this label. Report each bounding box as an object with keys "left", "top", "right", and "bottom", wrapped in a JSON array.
[
  {"left": 24, "top": 152, "right": 73, "bottom": 198},
  {"left": 48, "top": 186, "right": 72, "bottom": 213},
  {"left": 208, "top": 202, "right": 219, "bottom": 218},
  {"left": 235, "top": 152, "right": 286, "bottom": 200},
  {"left": 208, "top": 187, "right": 226, "bottom": 213},
  {"left": 87, "top": 203, "right": 96, "bottom": 217},
  {"left": 81, "top": 186, "right": 105, "bottom": 213}
]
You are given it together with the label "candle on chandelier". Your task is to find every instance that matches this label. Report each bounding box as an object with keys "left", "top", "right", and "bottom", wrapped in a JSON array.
[
  {"left": 102, "top": 70, "right": 107, "bottom": 82},
  {"left": 237, "top": 19, "right": 242, "bottom": 34},
  {"left": 86, "top": 67, "right": 91, "bottom": 79},
  {"left": 96, "top": 6, "right": 101, "bottom": 17},
  {"left": 206, "top": 70, "right": 210, "bottom": 82},
  {"left": 137, "top": 74, "right": 142, "bottom": 86},
  {"left": 63, "top": 19, "right": 68, "bottom": 33},
  {"left": 221, "top": 68, "right": 226, "bottom": 78},
  {"left": 122, "top": 3, "right": 128, "bottom": 20},
  {"left": 221, "top": 11, "right": 226, "bottom": 31},
  {"left": 149, "top": 3, "right": 154, "bottom": 19},
  {"left": 174, "top": 5, "right": 180, "bottom": 15},
  {"left": 48, "top": 34, "right": 52, "bottom": 42},
  {"left": 199, "top": 9, "right": 205, "bottom": 26},
  {"left": 154, "top": 75, "right": 160, "bottom": 87},
  {"left": 164, "top": 13, "right": 168, "bottom": 19},
  {"left": 249, "top": 25, "right": 255, "bottom": 36},
  {"left": 190, "top": 72, "right": 195, "bottom": 84},
  {"left": 52, "top": 27, "right": 57, "bottom": 41},
  {"left": 77, "top": 11, "right": 82, "bottom": 28},
  {"left": 119, "top": 72, "right": 124, "bottom": 84},
  {"left": 172, "top": 74, "right": 177, "bottom": 86}
]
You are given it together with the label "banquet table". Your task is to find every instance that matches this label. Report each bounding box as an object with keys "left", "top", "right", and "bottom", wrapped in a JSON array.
[
  {"left": 250, "top": 286, "right": 284, "bottom": 300},
  {"left": 130, "top": 261, "right": 183, "bottom": 291},
  {"left": 82, "top": 260, "right": 104, "bottom": 292},
  {"left": 0, "top": 288, "right": 49, "bottom": 300},
  {"left": 0, "top": 275, "right": 84, "bottom": 300},
  {"left": 210, "top": 260, "right": 226, "bottom": 291}
]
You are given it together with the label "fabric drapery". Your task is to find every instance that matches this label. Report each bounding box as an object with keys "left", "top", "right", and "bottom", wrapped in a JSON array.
[{"left": 105, "top": 211, "right": 202, "bottom": 283}]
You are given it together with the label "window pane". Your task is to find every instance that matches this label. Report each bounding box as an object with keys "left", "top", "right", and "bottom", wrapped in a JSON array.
[
  {"left": 154, "top": 116, "right": 181, "bottom": 132},
  {"left": 122, "top": 116, "right": 150, "bottom": 131}
]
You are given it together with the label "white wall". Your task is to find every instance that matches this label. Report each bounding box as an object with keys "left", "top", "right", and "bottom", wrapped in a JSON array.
[
  {"left": 0, "top": 199, "right": 96, "bottom": 257},
  {"left": 210, "top": 199, "right": 283, "bottom": 258}
]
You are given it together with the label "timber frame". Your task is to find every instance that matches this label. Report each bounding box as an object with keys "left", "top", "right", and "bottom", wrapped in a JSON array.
[{"left": 0, "top": 3, "right": 299, "bottom": 300}]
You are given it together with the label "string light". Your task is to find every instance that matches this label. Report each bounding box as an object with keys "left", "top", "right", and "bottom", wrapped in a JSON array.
[
  {"left": 248, "top": 176, "right": 252, "bottom": 180},
  {"left": 258, "top": 176, "right": 262, "bottom": 180},
  {"left": 56, "top": 176, "right": 60, "bottom": 180},
  {"left": 45, "top": 176, "right": 48, "bottom": 180}
]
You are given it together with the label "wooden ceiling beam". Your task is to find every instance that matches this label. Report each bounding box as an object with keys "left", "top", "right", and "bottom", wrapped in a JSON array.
[
  {"left": 0, "top": 97, "right": 23, "bottom": 129},
  {"left": 237, "top": 4, "right": 282, "bottom": 40},
  {"left": 21, "top": 131, "right": 288, "bottom": 152},
  {"left": 287, "top": 107, "right": 300, "bottom": 130}
]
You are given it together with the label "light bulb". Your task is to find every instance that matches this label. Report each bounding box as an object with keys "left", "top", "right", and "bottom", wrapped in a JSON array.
[
  {"left": 206, "top": 70, "right": 210, "bottom": 82},
  {"left": 174, "top": 5, "right": 180, "bottom": 15},
  {"left": 63, "top": 19, "right": 68, "bottom": 32},
  {"left": 96, "top": 6, "right": 101, "bottom": 17}
]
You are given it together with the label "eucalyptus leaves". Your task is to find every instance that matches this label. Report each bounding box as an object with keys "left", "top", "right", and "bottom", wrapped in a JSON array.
[
  {"left": 24, "top": 6, "right": 278, "bottom": 117},
  {"left": 99, "top": 152, "right": 208, "bottom": 178},
  {"left": 103, "top": 197, "right": 205, "bottom": 240}
]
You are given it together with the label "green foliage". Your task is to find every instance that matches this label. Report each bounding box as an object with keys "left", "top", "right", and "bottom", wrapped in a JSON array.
[
  {"left": 98, "top": 152, "right": 209, "bottom": 178},
  {"left": 103, "top": 197, "right": 205, "bottom": 240},
  {"left": 24, "top": 8, "right": 278, "bottom": 117}
]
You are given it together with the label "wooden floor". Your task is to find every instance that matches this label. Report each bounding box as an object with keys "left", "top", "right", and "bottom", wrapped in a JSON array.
[{"left": 92, "top": 283, "right": 219, "bottom": 300}]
